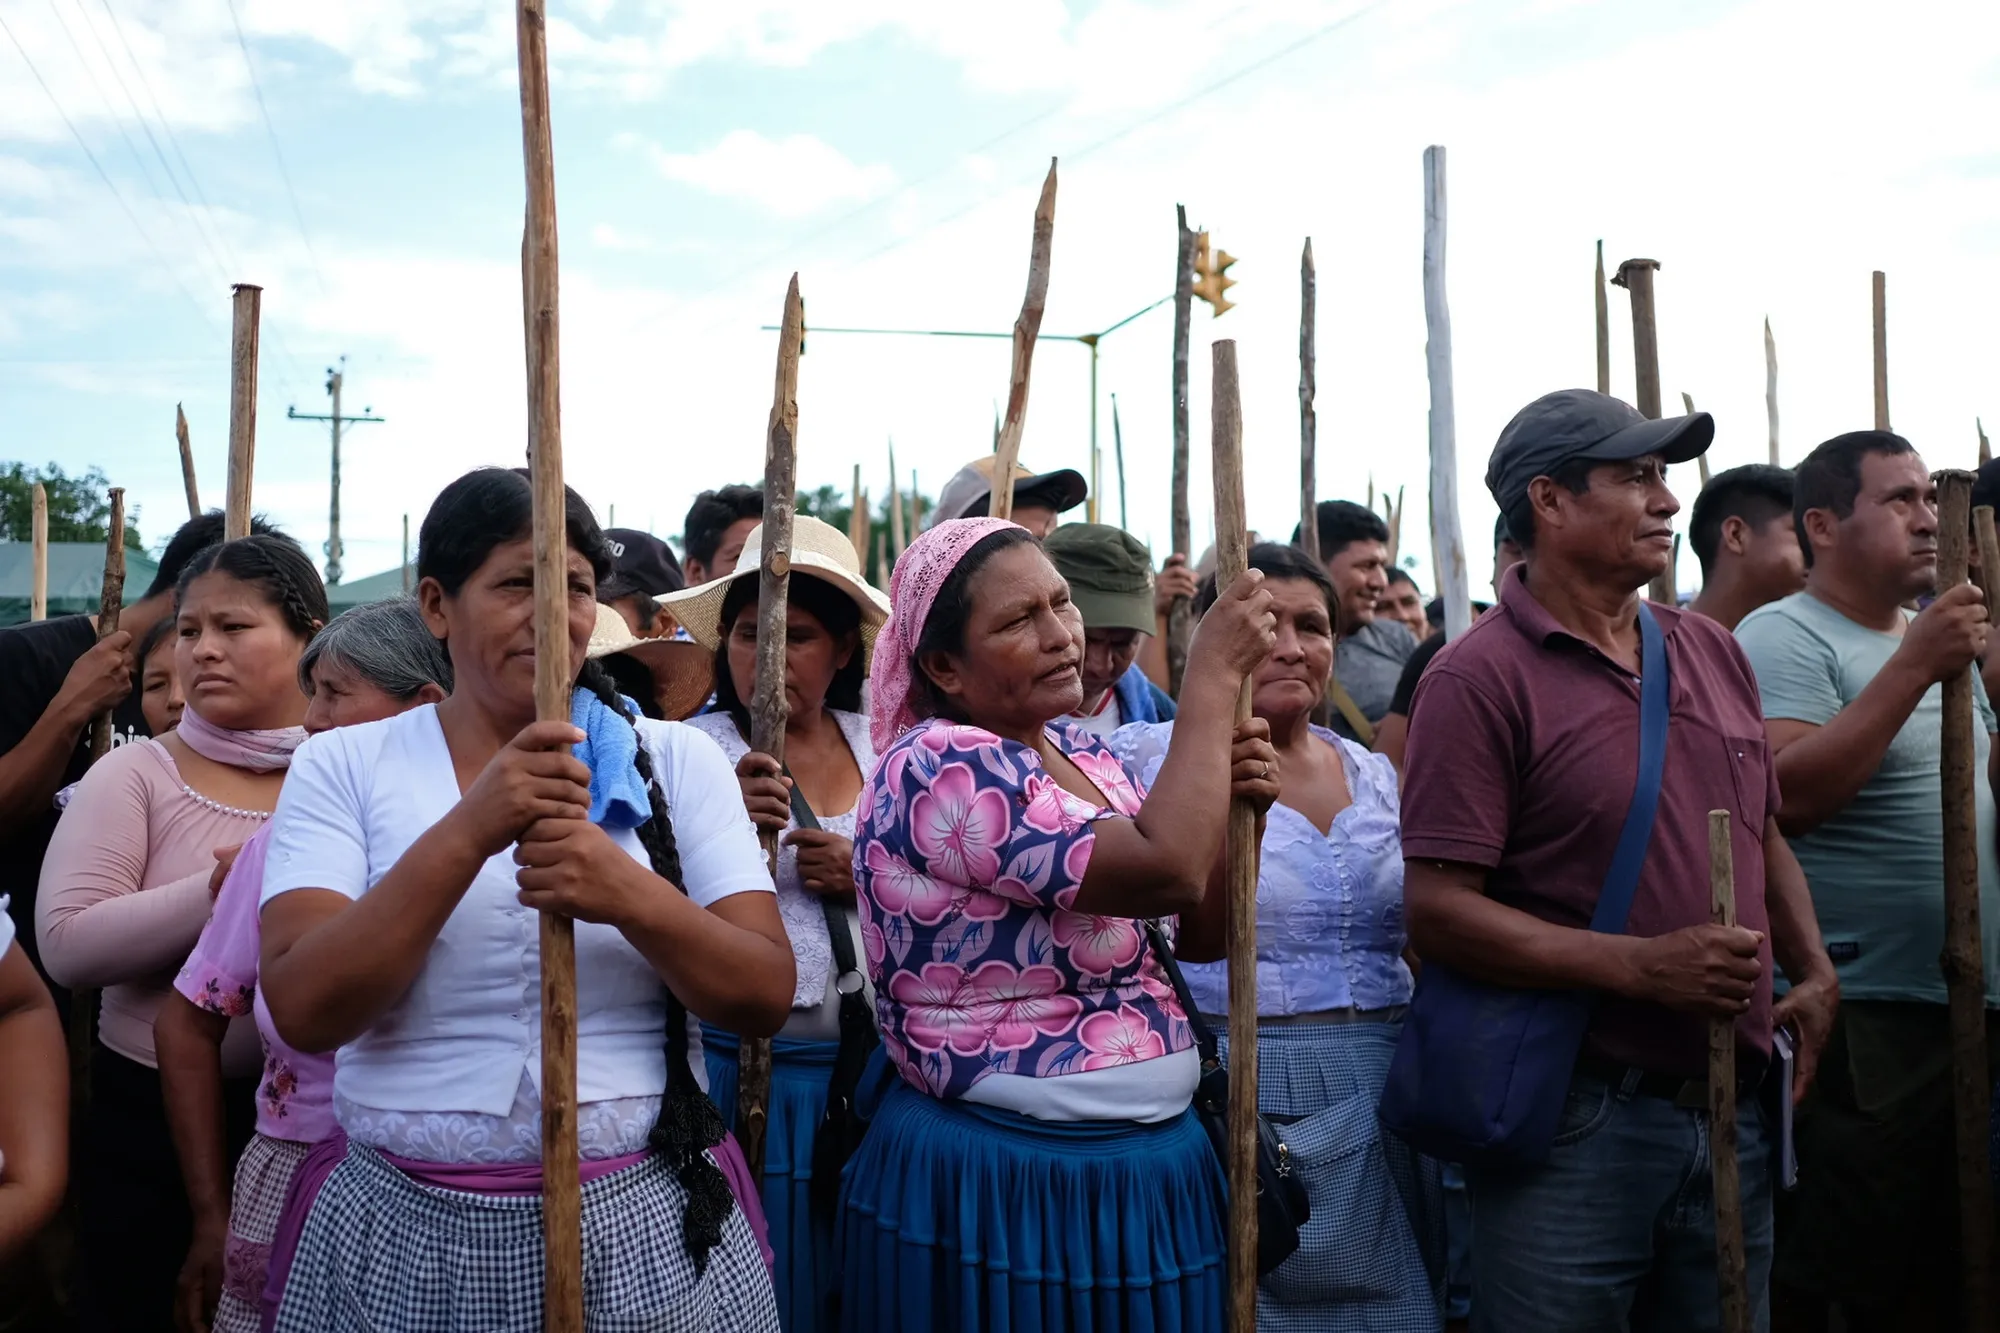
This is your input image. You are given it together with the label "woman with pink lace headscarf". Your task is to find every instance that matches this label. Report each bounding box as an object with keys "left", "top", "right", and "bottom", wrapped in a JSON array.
[{"left": 838, "top": 518, "right": 1280, "bottom": 1332}]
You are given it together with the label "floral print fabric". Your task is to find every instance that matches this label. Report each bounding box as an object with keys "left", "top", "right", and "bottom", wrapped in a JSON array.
[{"left": 853, "top": 717, "right": 1193, "bottom": 1101}]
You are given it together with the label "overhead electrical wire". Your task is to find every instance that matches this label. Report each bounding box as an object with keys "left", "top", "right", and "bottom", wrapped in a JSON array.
[{"left": 223, "top": 0, "right": 327, "bottom": 300}]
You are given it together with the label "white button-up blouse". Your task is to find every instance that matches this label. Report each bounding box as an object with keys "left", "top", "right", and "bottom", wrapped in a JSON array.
[{"left": 260, "top": 705, "right": 772, "bottom": 1121}]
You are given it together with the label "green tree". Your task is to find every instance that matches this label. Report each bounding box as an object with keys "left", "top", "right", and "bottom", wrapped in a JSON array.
[
  {"left": 795, "top": 483, "right": 932, "bottom": 587},
  {"left": 0, "top": 462, "right": 144, "bottom": 550}
]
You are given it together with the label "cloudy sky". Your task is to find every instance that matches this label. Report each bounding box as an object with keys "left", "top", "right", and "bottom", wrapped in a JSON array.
[{"left": 3, "top": 0, "right": 1997, "bottom": 593}]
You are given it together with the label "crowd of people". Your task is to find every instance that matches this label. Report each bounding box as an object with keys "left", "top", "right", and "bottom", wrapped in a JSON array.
[{"left": 0, "top": 386, "right": 1994, "bottom": 1333}]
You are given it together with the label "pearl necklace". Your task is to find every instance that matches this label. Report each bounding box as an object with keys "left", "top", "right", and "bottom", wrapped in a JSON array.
[{"left": 179, "top": 786, "right": 273, "bottom": 821}]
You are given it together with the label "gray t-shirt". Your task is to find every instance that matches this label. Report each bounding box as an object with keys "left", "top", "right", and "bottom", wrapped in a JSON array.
[
  {"left": 1332, "top": 618, "right": 1419, "bottom": 740},
  {"left": 1736, "top": 591, "right": 2000, "bottom": 1005}
]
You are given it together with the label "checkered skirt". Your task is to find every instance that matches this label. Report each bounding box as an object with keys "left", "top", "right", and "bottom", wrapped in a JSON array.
[
  {"left": 272, "top": 1143, "right": 779, "bottom": 1332},
  {"left": 214, "top": 1132, "right": 312, "bottom": 1333}
]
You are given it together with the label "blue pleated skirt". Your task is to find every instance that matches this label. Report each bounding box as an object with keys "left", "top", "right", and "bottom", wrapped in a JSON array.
[
  {"left": 836, "top": 1081, "right": 1226, "bottom": 1333},
  {"left": 705, "top": 1026, "right": 839, "bottom": 1333},
  {"left": 1219, "top": 1019, "right": 1446, "bottom": 1332}
]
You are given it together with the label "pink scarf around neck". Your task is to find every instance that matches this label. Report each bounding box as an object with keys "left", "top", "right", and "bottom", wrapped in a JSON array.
[{"left": 175, "top": 706, "right": 306, "bottom": 773}]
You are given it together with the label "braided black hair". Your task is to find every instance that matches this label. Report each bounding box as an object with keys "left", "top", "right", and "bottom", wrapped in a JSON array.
[
  {"left": 575, "top": 658, "right": 732, "bottom": 1271},
  {"left": 173, "top": 534, "right": 330, "bottom": 639}
]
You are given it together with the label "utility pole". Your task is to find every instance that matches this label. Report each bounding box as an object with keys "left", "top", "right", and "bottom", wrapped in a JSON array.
[{"left": 288, "top": 356, "right": 384, "bottom": 585}]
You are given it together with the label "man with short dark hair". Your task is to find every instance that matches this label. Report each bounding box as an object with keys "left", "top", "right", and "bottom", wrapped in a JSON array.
[
  {"left": 1403, "top": 389, "right": 1837, "bottom": 1329},
  {"left": 1374, "top": 514, "right": 1525, "bottom": 772},
  {"left": 1736, "top": 430, "right": 2000, "bottom": 1330},
  {"left": 681, "top": 484, "right": 763, "bottom": 586},
  {"left": 597, "top": 527, "right": 684, "bottom": 638},
  {"left": 1380, "top": 567, "right": 1432, "bottom": 643},
  {"left": 928, "top": 455, "right": 1087, "bottom": 539},
  {"left": 0, "top": 510, "right": 288, "bottom": 991},
  {"left": 1291, "top": 499, "right": 1418, "bottom": 743},
  {"left": 1042, "top": 524, "right": 1176, "bottom": 736},
  {"left": 1688, "top": 464, "right": 1805, "bottom": 631}
]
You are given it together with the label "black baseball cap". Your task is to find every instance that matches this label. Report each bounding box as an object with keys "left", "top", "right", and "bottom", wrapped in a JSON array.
[
  {"left": 931, "top": 457, "right": 1088, "bottom": 526},
  {"left": 599, "top": 528, "right": 685, "bottom": 602},
  {"left": 1486, "top": 390, "right": 1713, "bottom": 514}
]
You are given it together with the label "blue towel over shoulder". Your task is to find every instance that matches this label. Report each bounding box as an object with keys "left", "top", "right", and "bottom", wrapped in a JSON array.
[{"left": 571, "top": 686, "right": 652, "bottom": 829}]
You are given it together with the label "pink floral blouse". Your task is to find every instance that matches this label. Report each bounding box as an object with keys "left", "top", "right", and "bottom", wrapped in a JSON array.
[{"left": 853, "top": 718, "right": 1193, "bottom": 1101}]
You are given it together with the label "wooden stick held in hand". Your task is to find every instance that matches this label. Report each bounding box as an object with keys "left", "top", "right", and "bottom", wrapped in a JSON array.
[
  {"left": 226, "top": 286, "right": 262, "bottom": 541},
  {"left": 738, "top": 276, "right": 804, "bottom": 1185},
  {"left": 1168, "top": 205, "right": 1196, "bottom": 697},
  {"left": 1299, "top": 237, "right": 1319, "bottom": 565},
  {"left": 1707, "top": 810, "right": 1749, "bottom": 1333},
  {"left": 515, "top": 1, "right": 583, "bottom": 1323},
  {"left": 176, "top": 404, "right": 200, "bottom": 519},
  {"left": 1211, "top": 340, "right": 1260, "bottom": 1333},
  {"left": 991, "top": 160, "right": 1057, "bottom": 522},
  {"left": 30, "top": 483, "right": 47, "bottom": 622},
  {"left": 90, "top": 489, "right": 127, "bottom": 760},
  {"left": 1938, "top": 471, "right": 1995, "bottom": 1331},
  {"left": 1424, "top": 147, "right": 1471, "bottom": 642}
]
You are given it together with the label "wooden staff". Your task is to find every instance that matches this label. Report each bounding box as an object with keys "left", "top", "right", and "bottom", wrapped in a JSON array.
[
  {"left": 1980, "top": 419, "right": 1991, "bottom": 468},
  {"left": 1210, "top": 339, "right": 1260, "bottom": 1333},
  {"left": 874, "top": 530, "right": 887, "bottom": 589},
  {"left": 1872, "top": 270, "right": 1891, "bottom": 432},
  {"left": 1939, "top": 471, "right": 1995, "bottom": 1330},
  {"left": 1424, "top": 147, "right": 1472, "bottom": 641},
  {"left": 1385, "top": 486, "right": 1405, "bottom": 568},
  {"left": 1974, "top": 506, "right": 1999, "bottom": 618},
  {"left": 736, "top": 276, "right": 803, "bottom": 1185},
  {"left": 90, "top": 490, "right": 127, "bottom": 760},
  {"left": 848, "top": 464, "right": 867, "bottom": 561},
  {"left": 176, "top": 403, "right": 200, "bottom": 518},
  {"left": 515, "top": 2, "right": 584, "bottom": 1323},
  {"left": 1594, "top": 240, "right": 1611, "bottom": 396},
  {"left": 1707, "top": 810, "right": 1750, "bottom": 1333},
  {"left": 1110, "top": 396, "right": 1129, "bottom": 531},
  {"left": 989, "top": 159, "right": 1056, "bottom": 521},
  {"left": 1614, "top": 258, "right": 1672, "bottom": 603},
  {"left": 30, "top": 483, "right": 47, "bottom": 622},
  {"left": 887, "top": 440, "right": 905, "bottom": 558},
  {"left": 1299, "top": 237, "right": 1319, "bottom": 565},
  {"left": 401, "top": 514, "right": 412, "bottom": 596},
  {"left": 1765, "top": 318, "right": 1780, "bottom": 466},
  {"left": 1685, "top": 394, "right": 1712, "bottom": 488},
  {"left": 1168, "top": 205, "right": 1196, "bottom": 697},
  {"left": 225, "top": 285, "right": 261, "bottom": 541}
]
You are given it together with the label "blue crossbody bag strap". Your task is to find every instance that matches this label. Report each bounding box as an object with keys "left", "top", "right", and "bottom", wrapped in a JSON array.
[{"left": 1588, "top": 601, "right": 1670, "bottom": 934}]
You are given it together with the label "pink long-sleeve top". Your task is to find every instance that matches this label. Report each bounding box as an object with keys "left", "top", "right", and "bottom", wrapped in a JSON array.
[{"left": 36, "top": 737, "right": 264, "bottom": 1074}]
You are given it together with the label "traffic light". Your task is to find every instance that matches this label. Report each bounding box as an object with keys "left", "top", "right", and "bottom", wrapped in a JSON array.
[{"left": 1191, "top": 231, "right": 1237, "bottom": 316}]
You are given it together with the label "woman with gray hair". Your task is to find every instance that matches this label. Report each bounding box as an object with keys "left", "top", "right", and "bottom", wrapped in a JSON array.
[{"left": 154, "top": 598, "right": 450, "bottom": 1333}]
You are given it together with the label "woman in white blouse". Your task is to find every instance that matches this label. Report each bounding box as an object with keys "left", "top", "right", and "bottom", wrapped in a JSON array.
[{"left": 256, "top": 468, "right": 792, "bottom": 1331}]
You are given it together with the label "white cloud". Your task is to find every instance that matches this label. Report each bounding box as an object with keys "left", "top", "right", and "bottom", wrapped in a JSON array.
[{"left": 644, "top": 130, "right": 896, "bottom": 217}]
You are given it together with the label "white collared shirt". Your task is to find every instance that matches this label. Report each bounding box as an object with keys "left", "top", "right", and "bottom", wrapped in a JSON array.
[{"left": 261, "top": 705, "right": 772, "bottom": 1119}]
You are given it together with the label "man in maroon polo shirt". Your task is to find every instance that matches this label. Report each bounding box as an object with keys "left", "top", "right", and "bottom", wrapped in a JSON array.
[{"left": 1402, "top": 389, "right": 1839, "bottom": 1332}]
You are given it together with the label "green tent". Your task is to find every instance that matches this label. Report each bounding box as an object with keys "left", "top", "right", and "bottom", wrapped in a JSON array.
[{"left": 0, "top": 542, "right": 159, "bottom": 626}]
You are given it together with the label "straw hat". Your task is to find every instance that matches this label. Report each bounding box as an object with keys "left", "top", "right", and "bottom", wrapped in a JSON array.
[
  {"left": 585, "top": 602, "right": 713, "bottom": 721},
  {"left": 658, "top": 515, "right": 892, "bottom": 669}
]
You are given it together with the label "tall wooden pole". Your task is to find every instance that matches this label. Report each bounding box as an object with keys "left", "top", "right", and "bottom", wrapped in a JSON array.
[
  {"left": 737, "top": 276, "right": 803, "bottom": 1185},
  {"left": 1594, "top": 240, "right": 1611, "bottom": 396},
  {"left": 176, "top": 404, "right": 200, "bottom": 519},
  {"left": 1873, "top": 270, "right": 1891, "bottom": 432},
  {"left": 1939, "top": 472, "right": 1995, "bottom": 1330},
  {"left": 1111, "top": 394, "right": 1129, "bottom": 532},
  {"left": 1615, "top": 258, "right": 1673, "bottom": 603},
  {"left": 515, "top": 2, "right": 583, "bottom": 1325},
  {"left": 848, "top": 464, "right": 867, "bottom": 561},
  {"left": 90, "top": 490, "right": 126, "bottom": 759},
  {"left": 1299, "top": 237, "right": 1319, "bottom": 565},
  {"left": 225, "top": 285, "right": 261, "bottom": 541},
  {"left": 990, "top": 159, "right": 1057, "bottom": 522},
  {"left": 1211, "top": 340, "right": 1260, "bottom": 1333},
  {"left": 1424, "top": 147, "right": 1471, "bottom": 642},
  {"left": 1168, "top": 205, "right": 1196, "bottom": 697},
  {"left": 1685, "top": 394, "right": 1712, "bottom": 489},
  {"left": 30, "top": 484, "right": 47, "bottom": 622},
  {"left": 1764, "top": 318, "right": 1781, "bottom": 466},
  {"left": 1707, "top": 810, "right": 1750, "bottom": 1333},
  {"left": 887, "top": 440, "right": 905, "bottom": 558},
  {"left": 1980, "top": 420, "right": 1992, "bottom": 469}
]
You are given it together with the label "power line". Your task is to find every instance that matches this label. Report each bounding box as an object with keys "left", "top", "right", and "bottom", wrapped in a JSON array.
[
  {"left": 223, "top": 0, "right": 327, "bottom": 299},
  {"left": 0, "top": 10, "right": 221, "bottom": 338}
]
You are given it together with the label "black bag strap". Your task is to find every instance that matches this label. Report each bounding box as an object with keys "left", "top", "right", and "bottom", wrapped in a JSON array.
[
  {"left": 1141, "top": 919, "right": 1217, "bottom": 1064},
  {"left": 1588, "top": 601, "right": 1671, "bottom": 935},
  {"left": 783, "top": 772, "right": 872, "bottom": 1019}
]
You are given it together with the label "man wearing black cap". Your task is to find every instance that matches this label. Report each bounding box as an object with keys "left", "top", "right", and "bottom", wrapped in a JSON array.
[
  {"left": 1400, "top": 390, "right": 1836, "bottom": 1329},
  {"left": 1042, "top": 524, "right": 1177, "bottom": 736},
  {"left": 598, "top": 527, "right": 685, "bottom": 639},
  {"left": 929, "top": 455, "right": 1087, "bottom": 539}
]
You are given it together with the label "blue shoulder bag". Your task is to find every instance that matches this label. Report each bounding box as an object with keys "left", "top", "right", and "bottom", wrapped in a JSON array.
[{"left": 1380, "top": 601, "right": 1669, "bottom": 1168}]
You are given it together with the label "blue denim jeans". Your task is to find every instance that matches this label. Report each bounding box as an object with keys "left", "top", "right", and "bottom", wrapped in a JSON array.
[{"left": 1465, "top": 1068, "right": 1773, "bottom": 1333}]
